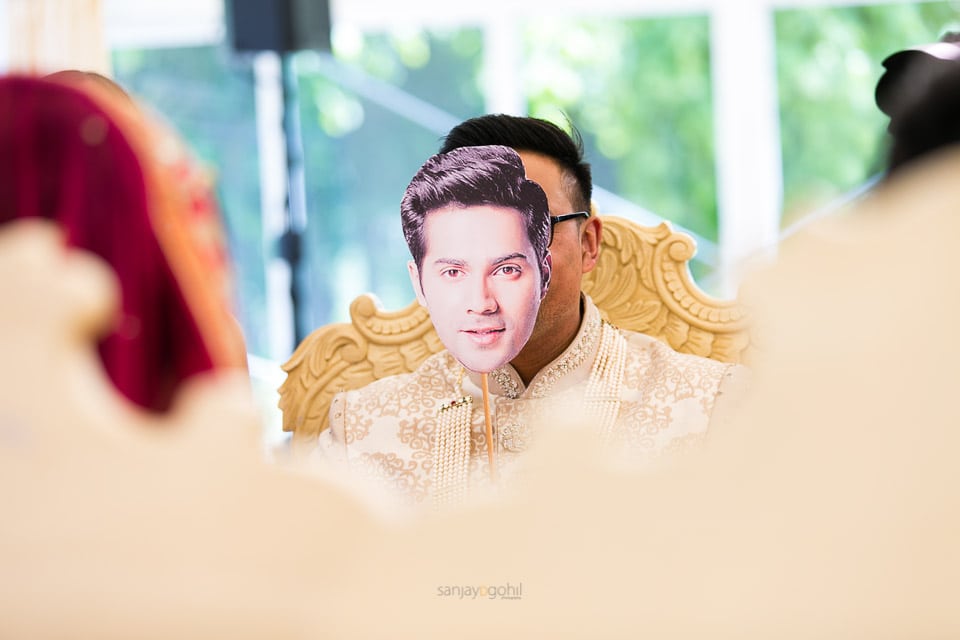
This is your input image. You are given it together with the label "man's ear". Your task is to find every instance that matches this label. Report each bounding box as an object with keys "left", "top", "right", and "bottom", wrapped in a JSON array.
[
  {"left": 580, "top": 215, "right": 602, "bottom": 274},
  {"left": 540, "top": 252, "right": 552, "bottom": 300},
  {"left": 408, "top": 260, "right": 428, "bottom": 306}
]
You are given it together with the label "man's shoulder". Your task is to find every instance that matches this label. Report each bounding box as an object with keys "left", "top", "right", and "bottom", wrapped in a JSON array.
[
  {"left": 619, "top": 326, "right": 738, "bottom": 384},
  {"left": 613, "top": 327, "right": 748, "bottom": 447},
  {"left": 324, "top": 349, "right": 457, "bottom": 450},
  {"left": 335, "top": 349, "right": 457, "bottom": 406}
]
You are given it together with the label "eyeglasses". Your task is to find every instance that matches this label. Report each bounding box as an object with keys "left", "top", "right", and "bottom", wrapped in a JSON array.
[{"left": 548, "top": 211, "right": 590, "bottom": 246}]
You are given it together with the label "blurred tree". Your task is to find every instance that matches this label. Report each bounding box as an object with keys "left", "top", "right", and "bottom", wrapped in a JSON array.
[{"left": 523, "top": 16, "right": 718, "bottom": 242}]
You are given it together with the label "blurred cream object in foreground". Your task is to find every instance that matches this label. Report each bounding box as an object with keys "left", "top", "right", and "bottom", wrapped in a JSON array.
[{"left": 2, "top": 134, "right": 959, "bottom": 638}]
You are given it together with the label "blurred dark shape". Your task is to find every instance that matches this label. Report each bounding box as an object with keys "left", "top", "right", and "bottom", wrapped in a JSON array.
[
  {"left": 226, "top": 0, "right": 331, "bottom": 53},
  {"left": 226, "top": 0, "right": 327, "bottom": 343},
  {"left": 875, "top": 37, "right": 960, "bottom": 120},
  {"left": 875, "top": 34, "right": 960, "bottom": 177}
]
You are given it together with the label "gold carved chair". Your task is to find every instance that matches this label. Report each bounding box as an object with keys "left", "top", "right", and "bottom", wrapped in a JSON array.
[{"left": 279, "top": 215, "right": 752, "bottom": 449}]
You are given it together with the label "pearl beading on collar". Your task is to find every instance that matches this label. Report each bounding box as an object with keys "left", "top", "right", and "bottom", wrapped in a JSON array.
[
  {"left": 432, "top": 367, "right": 472, "bottom": 511},
  {"left": 586, "top": 321, "right": 628, "bottom": 442}
]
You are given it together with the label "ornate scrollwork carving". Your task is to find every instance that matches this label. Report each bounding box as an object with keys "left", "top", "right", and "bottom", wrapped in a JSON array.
[{"left": 582, "top": 216, "right": 750, "bottom": 362}]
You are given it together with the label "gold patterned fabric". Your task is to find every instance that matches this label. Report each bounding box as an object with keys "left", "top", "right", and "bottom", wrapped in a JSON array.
[{"left": 317, "top": 296, "right": 743, "bottom": 507}]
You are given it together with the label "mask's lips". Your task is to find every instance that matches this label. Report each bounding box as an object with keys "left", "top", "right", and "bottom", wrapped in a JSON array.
[{"left": 461, "top": 326, "right": 506, "bottom": 346}]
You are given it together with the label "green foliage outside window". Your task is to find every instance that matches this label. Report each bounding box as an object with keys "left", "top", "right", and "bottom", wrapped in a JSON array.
[{"left": 523, "top": 15, "right": 717, "bottom": 242}]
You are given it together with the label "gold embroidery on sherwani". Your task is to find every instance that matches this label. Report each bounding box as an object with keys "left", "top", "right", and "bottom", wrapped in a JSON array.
[
  {"left": 397, "top": 417, "right": 434, "bottom": 481},
  {"left": 333, "top": 353, "right": 461, "bottom": 502},
  {"left": 356, "top": 452, "right": 425, "bottom": 504},
  {"left": 616, "top": 331, "right": 734, "bottom": 456}
]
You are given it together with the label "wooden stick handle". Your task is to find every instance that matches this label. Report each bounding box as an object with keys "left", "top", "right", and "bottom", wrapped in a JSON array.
[{"left": 480, "top": 372, "right": 497, "bottom": 483}]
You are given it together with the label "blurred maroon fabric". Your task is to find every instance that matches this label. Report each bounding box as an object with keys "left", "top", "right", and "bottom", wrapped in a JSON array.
[{"left": 0, "top": 75, "right": 245, "bottom": 413}]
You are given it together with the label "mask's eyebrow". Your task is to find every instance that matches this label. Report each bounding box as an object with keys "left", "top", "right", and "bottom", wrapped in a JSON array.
[
  {"left": 432, "top": 258, "right": 467, "bottom": 268},
  {"left": 491, "top": 252, "right": 530, "bottom": 266}
]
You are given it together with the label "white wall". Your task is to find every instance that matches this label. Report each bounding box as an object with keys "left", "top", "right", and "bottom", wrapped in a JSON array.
[
  {"left": 103, "top": 0, "right": 223, "bottom": 48},
  {"left": 0, "top": 0, "right": 9, "bottom": 72}
]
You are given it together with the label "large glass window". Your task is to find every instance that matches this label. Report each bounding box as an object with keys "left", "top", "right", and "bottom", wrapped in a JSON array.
[{"left": 107, "top": 2, "right": 960, "bottom": 368}]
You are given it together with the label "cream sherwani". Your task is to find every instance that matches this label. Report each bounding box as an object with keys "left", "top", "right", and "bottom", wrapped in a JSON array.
[{"left": 317, "top": 296, "right": 743, "bottom": 507}]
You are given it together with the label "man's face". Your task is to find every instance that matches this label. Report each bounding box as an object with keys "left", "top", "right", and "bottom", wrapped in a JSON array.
[
  {"left": 409, "top": 205, "right": 547, "bottom": 373},
  {"left": 515, "top": 151, "right": 592, "bottom": 354}
]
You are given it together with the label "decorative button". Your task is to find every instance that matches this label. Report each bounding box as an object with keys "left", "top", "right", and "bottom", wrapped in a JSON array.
[{"left": 500, "top": 423, "right": 528, "bottom": 453}]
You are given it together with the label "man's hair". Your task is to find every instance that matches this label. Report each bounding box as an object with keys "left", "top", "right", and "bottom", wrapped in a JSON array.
[
  {"left": 401, "top": 144, "right": 551, "bottom": 277},
  {"left": 876, "top": 33, "right": 960, "bottom": 178},
  {"left": 439, "top": 114, "right": 592, "bottom": 214},
  {"left": 886, "top": 60, "right": 960, "bottom": 177}
]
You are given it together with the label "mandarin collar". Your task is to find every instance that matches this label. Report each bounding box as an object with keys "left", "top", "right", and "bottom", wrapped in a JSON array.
[{"left": 465, "top": 295, "right": 603, "bottom": 399}]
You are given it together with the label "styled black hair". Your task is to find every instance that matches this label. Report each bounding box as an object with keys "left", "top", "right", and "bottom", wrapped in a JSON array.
[
  {"left": 439, "top": 114, "right": 592, "bottom": 213},
  {"left": 401, "top": 144, "right": 550, "bottom": 281},
  {"left": 886, "top": 60, "right": 960, "bottom": 177}
]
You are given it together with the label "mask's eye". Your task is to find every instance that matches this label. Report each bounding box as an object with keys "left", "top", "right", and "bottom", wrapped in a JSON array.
[{"left": 440, "top": 267, "right": 464, "bottom": 279}]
